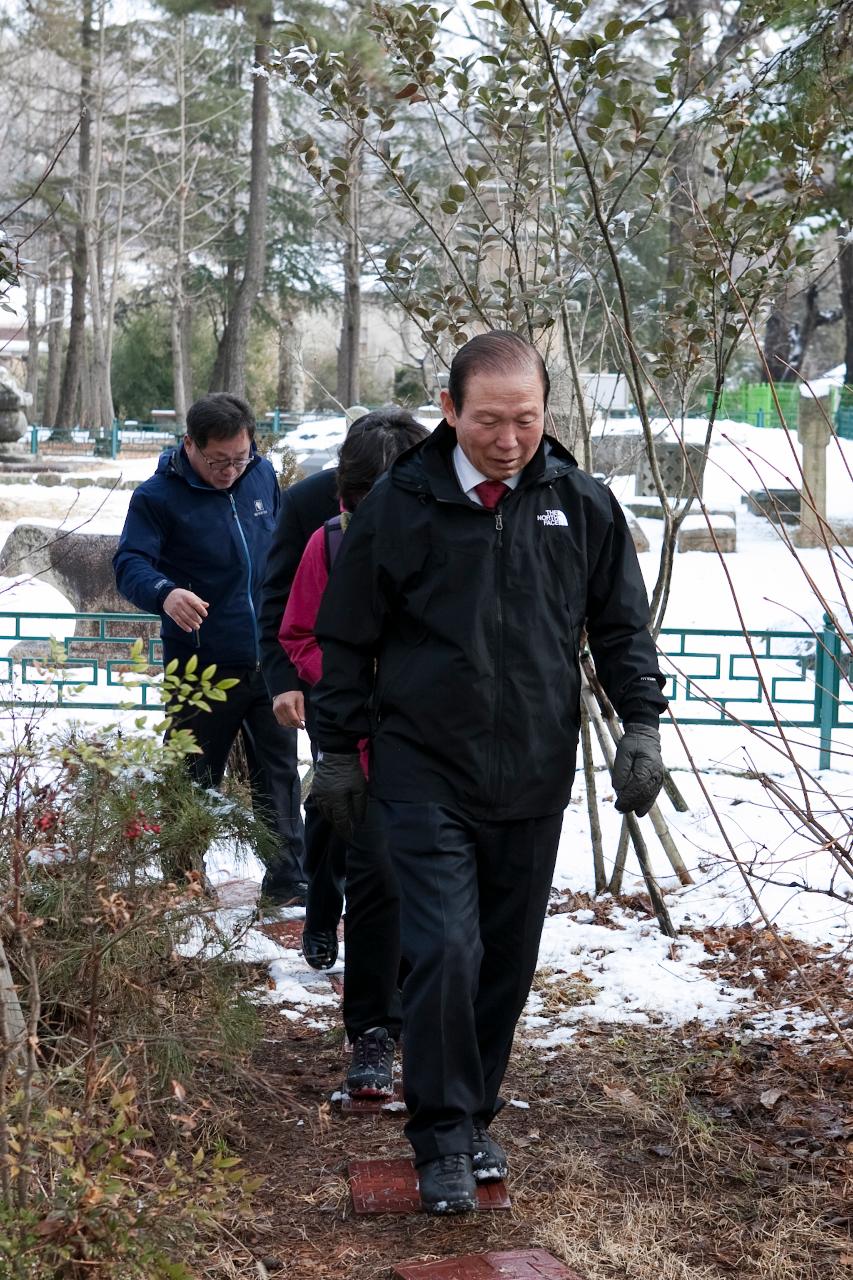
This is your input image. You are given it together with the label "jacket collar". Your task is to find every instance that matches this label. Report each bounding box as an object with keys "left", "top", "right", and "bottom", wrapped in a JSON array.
[{"left": 392, "top": 420, "right": 577, "bottom": 502}]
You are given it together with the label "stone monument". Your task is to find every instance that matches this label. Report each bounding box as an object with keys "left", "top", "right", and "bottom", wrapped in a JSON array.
[
  {"left": 796, "top": 396, "right": 832, "bottom": 548},
  {"left": 0, "top": 367, "right": 30, "bottom": 459}
]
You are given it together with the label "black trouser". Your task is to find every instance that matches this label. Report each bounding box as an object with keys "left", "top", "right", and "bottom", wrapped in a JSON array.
[
  {"left": 342, "top": 799, "right": 402, "bottom": 1043},
  {"left": 169, "top": 666, "right": 306, "bottom": 887},
  {"left": 379, "top": 799, "right": 563, "bottom": 1166},
  {"left": 304, "top": 696, "right": 347, "bottom": 933},
  {"left": 302, "top": 698, "right": 401, "bottom": 1041}
]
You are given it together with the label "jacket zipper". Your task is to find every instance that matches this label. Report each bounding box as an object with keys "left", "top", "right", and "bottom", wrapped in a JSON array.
[
  {"left": 188, "top": 582, "right": 200, "bottom": 647},
  {"left": 229, "top": 493, "right": 260, "bottom": 666},
  {"left": 489, "top": 508, "right": 505, "bottom": 809}
]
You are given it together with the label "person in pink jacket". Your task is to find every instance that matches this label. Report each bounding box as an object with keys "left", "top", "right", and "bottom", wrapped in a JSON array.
[{"left": 279, "top": 409, "right": 429, "bottom": 1096}]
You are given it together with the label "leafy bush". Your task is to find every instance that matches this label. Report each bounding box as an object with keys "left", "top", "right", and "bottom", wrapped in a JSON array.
[{"left": 0, "top": 658, "right": 267, "bottom": 1275}]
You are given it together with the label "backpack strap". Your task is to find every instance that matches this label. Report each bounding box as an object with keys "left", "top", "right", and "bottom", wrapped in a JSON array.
[{"left": 323, "top": 513, "right": 348, "bottom": 570}]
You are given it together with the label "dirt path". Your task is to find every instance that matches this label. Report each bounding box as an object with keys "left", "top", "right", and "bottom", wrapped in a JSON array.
[{"left": 231, "top": 926, "right": 852, "bottom": 1280}]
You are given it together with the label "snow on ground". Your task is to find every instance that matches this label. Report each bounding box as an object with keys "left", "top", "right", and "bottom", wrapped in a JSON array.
[{"left": 1, "top": 415, "right": 851, "bottom": 1043}]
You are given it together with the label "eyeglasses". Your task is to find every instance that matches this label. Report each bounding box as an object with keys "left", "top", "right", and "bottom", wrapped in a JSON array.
[{"left": 195, "top": 447, "right": 252, "bottom": 474}]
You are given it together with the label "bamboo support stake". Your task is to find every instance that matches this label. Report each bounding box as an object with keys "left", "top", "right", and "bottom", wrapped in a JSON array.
[
  {"left": 580, "top": 706, "right": 607, "bottom": 893},
  {"left": 580, "top": 654, "right": 693, "bottom": 886},
  {"left": 581, "top": 685, "right": 677, "bottom": 938},
  {"left": 661, "top": 769, "right": 690, "bottom": 813},
  {"left": 608, "top": 819, "right": 630, "bottom": 896}
]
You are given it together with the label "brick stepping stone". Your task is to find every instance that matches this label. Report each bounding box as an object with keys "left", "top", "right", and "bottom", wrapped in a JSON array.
[
  {"left": 391, "top": 1250, "right": 583, "bottom": 1278},
  {"left": 255, "top": 918, "right": 305, "bottom": 949},
  {"left": 349, "top": 1158, "right": 510, "bottom": 1214}
]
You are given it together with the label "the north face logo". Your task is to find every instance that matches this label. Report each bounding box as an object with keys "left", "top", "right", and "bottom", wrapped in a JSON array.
[{"left": 537, "top": 510, "right": 568, "bottom": 527}]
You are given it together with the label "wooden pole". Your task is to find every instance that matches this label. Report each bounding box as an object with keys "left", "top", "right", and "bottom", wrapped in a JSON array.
[
  {"left": 581, "top": 684, "right": 677, "bottom": 938},
  {"left": 580, "top": 653, "right": 694, "bottom": 886},
  {"left": 580, "top": 706, "right": 607, "bottom": 893}
]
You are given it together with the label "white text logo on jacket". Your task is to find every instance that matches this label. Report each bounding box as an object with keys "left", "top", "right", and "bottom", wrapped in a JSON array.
[
  {"left": 537, "top": 510, "right": 568, "bottom": 527},
  {"left": 253, "top": 499, "right": 269, "bottom": 517}
]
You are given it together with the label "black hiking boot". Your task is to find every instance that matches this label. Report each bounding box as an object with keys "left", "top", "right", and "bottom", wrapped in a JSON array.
[
  {"left": 418, "top": 1154, "right": 477, "bottom": 1214},
  {"left": 258, "top": 875, "right": 308, "bottom": 909},
  {"left": 345, "top": 1026, "right": 395, "bottom": 1097},
  {"left": 301, "top": 927, "right": 338, "bottom": 971},
  {"left": 472, "top": 1121, "right": 508, "bottom": 1182}
]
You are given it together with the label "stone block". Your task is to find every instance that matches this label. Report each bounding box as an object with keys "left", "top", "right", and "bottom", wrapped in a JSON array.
[
  {"left": 745, "top": 488, "right": 800, "bottom": 524},
  {"left": 677, "top": 514, "right": 736, "bottom": 553},
  {"left": 623, "top": 511, "right": 649, "bottom": 553}
]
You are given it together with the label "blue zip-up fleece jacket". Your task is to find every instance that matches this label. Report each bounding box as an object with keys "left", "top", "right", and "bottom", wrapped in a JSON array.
[{"left": 113, "top": 444, "right": 280, "bottom": 670}]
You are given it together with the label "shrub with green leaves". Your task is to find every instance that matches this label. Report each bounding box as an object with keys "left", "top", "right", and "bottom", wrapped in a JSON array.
[{"left": 0, "top": 657, "right": 267, "bottom": 1275}]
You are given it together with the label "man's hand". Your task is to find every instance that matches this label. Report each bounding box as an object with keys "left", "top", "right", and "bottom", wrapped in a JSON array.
[
  {"left": 163, "top": 588, "right": 209, "bottom": 633},
  {"left": 612, "top": 723, "right": 663, "bottom": 817},
  {"left": 273, "top": 690, "right": 305, "bottom": 729},
  {"left": 311, "top": 751, "right": 367, "bottom": 841}
]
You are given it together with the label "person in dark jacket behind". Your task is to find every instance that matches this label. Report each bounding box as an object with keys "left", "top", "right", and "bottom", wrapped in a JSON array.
[
  {"left": 257, "top": 464, "right": 342, "bottom": 960},
  {"left": 113, "top": 392, "right": 307, "bottom": 903},
  {"left": 309, "top": 332, "right": 668, "bottom": 1214}
]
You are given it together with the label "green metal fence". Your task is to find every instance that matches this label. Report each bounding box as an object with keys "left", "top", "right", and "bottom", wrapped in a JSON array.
[
  {"left": 710, "top": 384, "right": 801, "bottom": 429},
  {"left": 0, "top": 611, "right": 163, "bottom": 711},
  {"left": 27, "top": 410, "right": 311, "bottom": 460},
  {"left": 657, "top": 615, "right": 850, "bottom": 768},
  {"left": 1, "top": 611, "right": 850, "bottom": 768}
]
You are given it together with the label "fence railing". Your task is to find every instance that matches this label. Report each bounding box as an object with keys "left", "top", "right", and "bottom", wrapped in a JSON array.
[
  {"left": 0, "top": 611, "right": 163, "bottom": 710},
  {"left": 658, "top": 616, "right": 849, "bottom": 767},
  {"left": 27, "top": 410, "right": 321, "bottom": 459},
  {"left": 0, "top": 612, "right": 849, "bottom": 766}
]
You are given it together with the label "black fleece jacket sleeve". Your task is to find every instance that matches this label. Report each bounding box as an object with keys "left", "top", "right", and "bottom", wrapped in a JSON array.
[{"left": 586, "top": 489, "right": 667, "bottom": 725}]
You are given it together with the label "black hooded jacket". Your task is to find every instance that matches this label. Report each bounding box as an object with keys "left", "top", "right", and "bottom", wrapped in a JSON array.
[{"left": 312, "top": 423, "right": 666, "bottom": 821}]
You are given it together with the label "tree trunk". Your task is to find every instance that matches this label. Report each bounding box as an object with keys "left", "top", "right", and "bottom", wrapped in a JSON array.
[
  {"left": 43, "top": 252, "right": 65, "bottom": 428},
  {"left": 764, "top": 283, "right": 841, "bottom": 383},
  {"left": 336, "top": 148, "right": 362, "bottom": 407},
  {"left": 171, "top": 17, "right": 189, "bottom": 428},
  {"left": 840, "top": 236, "right": 853, "bottom": 391},
  {"left": 172, "top": 303, "right": 189, "bottom": 427},
  {"left": 85, "top": 6, "right": 114, "bottom": 431},
  {"left": 54, "top": 0, "right": 93, "bottom": 430},
  {"left": 763, "top": 299, "right": 794, "bottom": 382},
  {"left": 208, "top": 5, "right": 271, "bottom": 399},
  {"left": 25, "top": 271, "right": 39, "bottom": 419},
  {"left": 277, "top": 305, "right": 305, "bottom": 412}
]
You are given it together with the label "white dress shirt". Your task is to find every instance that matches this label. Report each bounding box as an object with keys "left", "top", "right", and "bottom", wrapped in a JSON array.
[{"left": 452, "top": 444, "right": 522, "bottom": 506}]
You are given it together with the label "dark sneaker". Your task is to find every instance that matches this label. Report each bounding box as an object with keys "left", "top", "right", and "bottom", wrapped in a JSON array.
[
  {"left": 472, "top": 1121, "right": 508, "bottom": 1182},
  {"left": 302, "top": 927, "right": 338, "bottom": 971},
  {"left": 418, "top": 1154, "right": 477, "bottom": 1214},
  {"left": 346, "top": 1026, "right": 395, "bottom": 1097},
  {"left": 259, "top": 876, "right": 308, "bottom": 908}
]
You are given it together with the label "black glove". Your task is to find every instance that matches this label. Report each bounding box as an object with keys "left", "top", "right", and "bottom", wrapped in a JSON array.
[
  {"left": 311, "top": 751, "right": 368, "bottom": 841},
  {"left": 612, "top": 723, "right": 663, "bottom": 817}
]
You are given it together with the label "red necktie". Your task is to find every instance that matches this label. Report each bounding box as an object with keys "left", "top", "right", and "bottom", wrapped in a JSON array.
[{"left": 474, "top": 480, "right": 510, "bottom": 510}]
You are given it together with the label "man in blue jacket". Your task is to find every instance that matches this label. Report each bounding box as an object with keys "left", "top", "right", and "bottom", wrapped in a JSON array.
[{"left": 114, "top": 392, "right": 307, "bottom": 903}]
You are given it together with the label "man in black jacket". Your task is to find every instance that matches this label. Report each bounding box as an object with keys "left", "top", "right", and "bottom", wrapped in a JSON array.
[{"left": 310, "top": 332, "right": 667, "bottom": 1213}]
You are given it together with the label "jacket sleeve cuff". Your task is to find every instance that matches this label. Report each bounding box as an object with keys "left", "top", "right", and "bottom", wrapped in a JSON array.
[
  {"left": 618, "top": 675, "right": 667, "bottom": 726},
  {"left": 622, "top": 711, "right": 661, "bottom": 728},
  {"left": 154, "top": 577, "right": 177, "bottom": 611}
]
